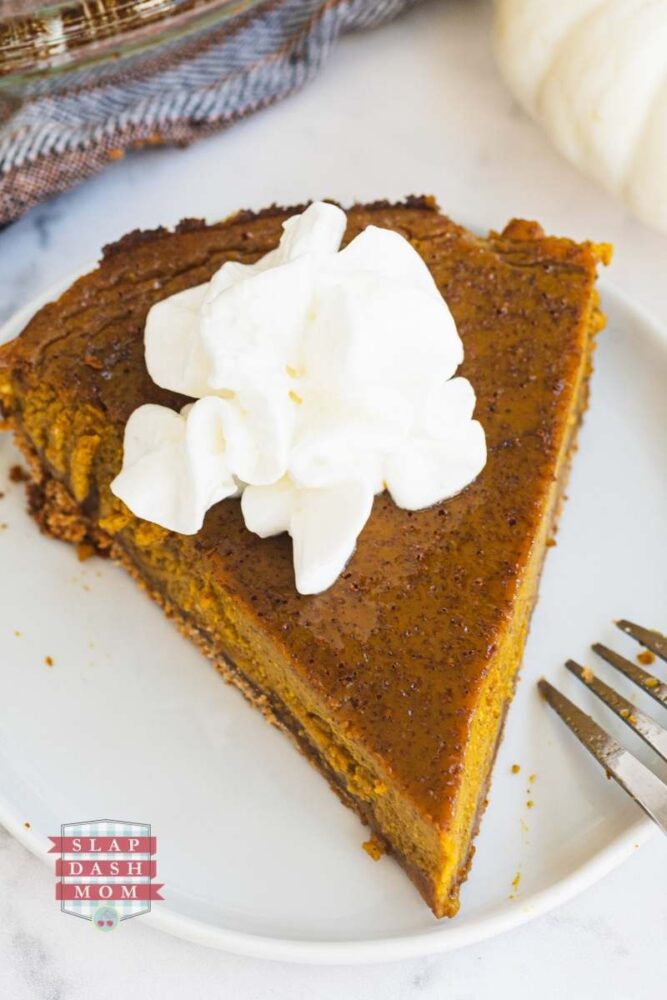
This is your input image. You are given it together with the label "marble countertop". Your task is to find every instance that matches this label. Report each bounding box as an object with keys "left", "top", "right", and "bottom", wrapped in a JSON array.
[{"left": 0, "top": 1, "right": 665, "bottom": 996}]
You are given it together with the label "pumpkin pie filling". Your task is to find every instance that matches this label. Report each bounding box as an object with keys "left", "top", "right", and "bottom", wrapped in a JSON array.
[{"left": 0, "top": 199, "right": 609, "bottom": 917}]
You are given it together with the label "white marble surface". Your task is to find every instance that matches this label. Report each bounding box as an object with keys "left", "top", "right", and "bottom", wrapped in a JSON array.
[{"left": 0, "top": 0, "right": 665, "bottom": 995}]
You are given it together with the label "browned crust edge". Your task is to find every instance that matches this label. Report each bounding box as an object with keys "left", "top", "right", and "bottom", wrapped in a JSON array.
[{"left": 100, "top": 196, "right": 440, "bottom": 259}]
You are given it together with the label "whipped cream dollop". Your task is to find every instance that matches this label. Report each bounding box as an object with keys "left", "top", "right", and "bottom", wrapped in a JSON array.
[{"left": 111, "top": 202, "right": 487, "bottom": 594}]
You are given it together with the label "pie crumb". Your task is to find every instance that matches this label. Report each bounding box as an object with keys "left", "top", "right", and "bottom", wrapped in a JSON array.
[
  {"left": 9, "top": 464, "right": 29, "bottom": 483},
  {"left": 44, "top": 655, "right": 54, "bottom": 667},
  {"left": 362, "top": 836, "right": 384, "bottom": 862},
  {"left": 581, "top": 666, "right": 594, "bottom": 683},
  {"left": 511, "top": 764, "right": 521, "bottom": 774},
  {"left": 23, "top": 821, "right": 31, "bottom": 830},
  {"left": 76, "top": 542, "right": 96, "bottom": 562},
  {"left": 637, "top": 649, "right": 656, "bottom": 666}
]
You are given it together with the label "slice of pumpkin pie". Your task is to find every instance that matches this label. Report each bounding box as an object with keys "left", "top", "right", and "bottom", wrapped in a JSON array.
[{"left": 0, "top": 198, "right": 608, "bottom": 917}]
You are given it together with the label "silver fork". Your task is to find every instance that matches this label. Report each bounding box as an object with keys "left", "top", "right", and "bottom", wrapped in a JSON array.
[{"left": 539, "top": 620, "right": 667, "bottom": 835}]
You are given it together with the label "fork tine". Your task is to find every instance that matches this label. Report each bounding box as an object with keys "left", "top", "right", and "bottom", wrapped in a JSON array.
[
  {"left": 538, "top": 679, "right": 667, "bottom": 834},
  {"left": 616, "top": 620, "right": 667, "bottom": 663},
  {"left": 566, "top": 660, "right": 667, "bottom": 764},
  {"left": 592, "top": 643, "right": 667, "bottom": 709}
]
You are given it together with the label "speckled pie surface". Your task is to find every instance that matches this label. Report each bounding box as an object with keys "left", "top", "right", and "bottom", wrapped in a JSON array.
[{"left": 0, "top": 198, "right": 608, "bottom": 916}]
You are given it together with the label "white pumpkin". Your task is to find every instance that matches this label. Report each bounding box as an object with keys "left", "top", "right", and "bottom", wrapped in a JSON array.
[{"left": 494, "top": 0, "right": 667, "bottom": 233}]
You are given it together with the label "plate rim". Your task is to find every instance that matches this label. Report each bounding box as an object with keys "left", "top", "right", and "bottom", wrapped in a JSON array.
[{"left": 0, "top": 275, "right": 661, "bottom": 964}]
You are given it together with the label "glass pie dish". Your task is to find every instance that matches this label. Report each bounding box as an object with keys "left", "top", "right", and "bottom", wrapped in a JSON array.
[{"left": 0, "top": 0, "right": 266, "bottom": 97}]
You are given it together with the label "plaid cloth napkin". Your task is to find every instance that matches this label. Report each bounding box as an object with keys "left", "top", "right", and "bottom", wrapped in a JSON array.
[{"left": 0, "top": 0, "right": 418, "bottom": 225}]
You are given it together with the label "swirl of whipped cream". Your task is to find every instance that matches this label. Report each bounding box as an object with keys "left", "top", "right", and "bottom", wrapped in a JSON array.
[{"left": 111, "top": 202, "right": 486, "bottom": 594}]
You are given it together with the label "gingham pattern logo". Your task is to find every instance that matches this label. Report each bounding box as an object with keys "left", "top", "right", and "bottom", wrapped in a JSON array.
[{"left": 49, "top": 819, "right": 163, "bottom": 925}]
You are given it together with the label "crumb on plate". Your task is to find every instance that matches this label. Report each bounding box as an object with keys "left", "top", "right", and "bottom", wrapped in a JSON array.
[
  {"left": 9, "top": 464, "right": 29, "bottom": 483},
  {"left": 76, "top": 542, "right": 96, "bottom": 562},
  {"left": 362, "top": 835, "right": 384, "bottom": 862}
]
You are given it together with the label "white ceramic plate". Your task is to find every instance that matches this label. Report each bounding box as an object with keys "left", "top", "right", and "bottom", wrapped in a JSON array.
[{"left": 0, "top": 278, "right": 664, "bottom": 964}]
